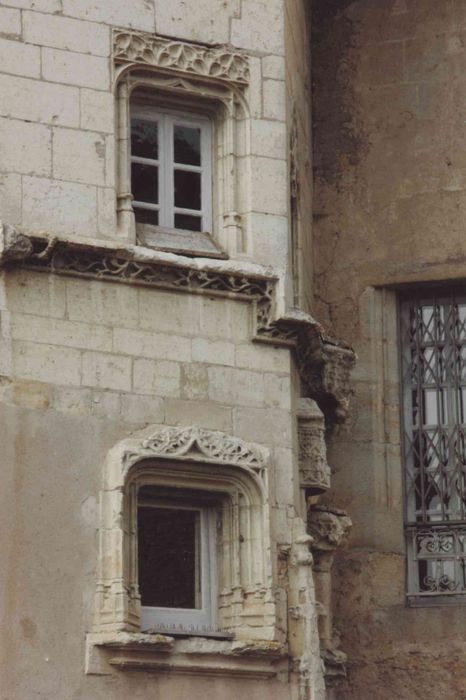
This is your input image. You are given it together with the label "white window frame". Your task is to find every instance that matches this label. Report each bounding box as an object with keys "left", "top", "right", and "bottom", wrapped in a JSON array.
[
  {"left": 138, "top": 497, "right": 218, "bottom": 634},
  {"left": 131, "top": 105, "right": 213, "bottom": 234}
]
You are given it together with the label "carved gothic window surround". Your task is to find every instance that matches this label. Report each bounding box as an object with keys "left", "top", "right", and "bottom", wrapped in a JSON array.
[
  {"left": 113, "top": 30, "right": 250, "bottom": 259},
  {"left": 86, "top": 425, "right": 281, "bottom": 674}
]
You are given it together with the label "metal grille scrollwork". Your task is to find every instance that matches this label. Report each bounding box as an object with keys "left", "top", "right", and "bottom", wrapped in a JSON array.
[{"left": 400, "top": 290, "right": 466, "bottom": 600}]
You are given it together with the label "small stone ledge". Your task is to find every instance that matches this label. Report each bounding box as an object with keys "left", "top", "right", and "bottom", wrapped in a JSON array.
[
  {"left": 86, "top": 632, "right": 287, "bottom": 678},
  {"left": 0, "top": 227, "right": 356, "bottom": 425}
]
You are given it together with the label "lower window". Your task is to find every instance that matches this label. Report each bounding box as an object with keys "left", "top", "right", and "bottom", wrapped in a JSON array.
[{"left": 138, "top": 486, "right": 218, "bottom": 633}]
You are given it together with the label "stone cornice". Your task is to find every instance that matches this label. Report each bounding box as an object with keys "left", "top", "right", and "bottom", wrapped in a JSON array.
[
  {"left": 113, "top": 29, "right": 249, "bottom": 86},
  {"left": 0, "top": 227, "right": 356, "bottom": 424}
]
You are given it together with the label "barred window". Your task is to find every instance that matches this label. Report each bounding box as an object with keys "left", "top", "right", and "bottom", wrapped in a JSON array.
[{"left": 400, "top": 289, "right": 466, "bottom": 603}]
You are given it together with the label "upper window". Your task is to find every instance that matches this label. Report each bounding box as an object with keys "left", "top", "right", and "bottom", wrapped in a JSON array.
[
  {"left": 131, "top": 105, "right": 213, "bottom": 236},
  {"left": 400, "top": 289, "right": 466, "bottom": 603}
]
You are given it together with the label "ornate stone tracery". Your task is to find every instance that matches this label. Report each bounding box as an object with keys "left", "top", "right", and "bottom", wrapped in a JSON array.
[
  {"left": 113, "top": 29, "right": 249, "bottom": 85},
  {"left": 124, "top": 426, "right": 267, "bottom": 473}
]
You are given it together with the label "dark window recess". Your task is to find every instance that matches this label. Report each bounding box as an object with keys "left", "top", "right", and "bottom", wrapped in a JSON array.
[
  {"left": 138, "top": 506, "right": 200, "bottom": 609},
  {"left": 132, "top": 162, "right": 158, "bottom": 204},
  {"left": 174, "top": 170, "right": 201, "bottom": 210},
  {"left": 174, "top": 214, "right": 202, "bottom": 232},
  {"left": 174, "top": 125, "right": 201, "bottom": 166},
  {"left": 134, "top": 207, "right": 159, "bottom": 226},
  {"left": 131, "top": 118, "right": 158, "bottom": 160}
]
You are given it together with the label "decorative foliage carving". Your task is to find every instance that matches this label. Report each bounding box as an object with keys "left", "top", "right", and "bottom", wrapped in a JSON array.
[
  {"left": 297, "top": 398, "right": 331, "bottom": 493},
  {"left": 123, "top": 426, "right": 267, "bottom": 473},
  {"left": 113, "top": 30, "right": 249, "bottom": 85},
  {"left": 3, "top": 231, "right": 356, "bottom": 426}
]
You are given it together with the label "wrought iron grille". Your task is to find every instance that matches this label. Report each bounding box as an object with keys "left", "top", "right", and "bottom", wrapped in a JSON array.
[{"left": 400, "top": 289, "right": 466, "bottom": 600}]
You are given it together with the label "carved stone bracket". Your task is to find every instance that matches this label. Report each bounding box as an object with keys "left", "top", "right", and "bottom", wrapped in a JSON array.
[
  {"left": 113, "top": 29, "right": 249, "bottom": 86},
  {"left": 297, "top": 398, "right": 331, "bottom": 494},
  {"left": 0, "top": 230, "right": 356, "bottom": 425}
]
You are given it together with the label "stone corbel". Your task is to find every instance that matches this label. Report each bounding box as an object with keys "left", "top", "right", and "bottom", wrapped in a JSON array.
[
  {"left": 259, "top": 309, "right": 356, "bottom": 426},
  {"left": 297, "top": 398, "right": 331, "bottom": 494},
  {"left": 307, "top": 506, "right": 352, "bottom": 687},
  {"left": 297, "top": 336, "right": 356, "bottom": 426}
]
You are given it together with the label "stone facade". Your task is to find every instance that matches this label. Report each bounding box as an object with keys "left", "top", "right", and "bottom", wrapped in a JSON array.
[{"left": 0, "top": 2, "right": 354, "bottom": 700}]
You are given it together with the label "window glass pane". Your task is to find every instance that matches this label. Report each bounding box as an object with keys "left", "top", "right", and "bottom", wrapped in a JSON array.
[
  {"left": 131, "top": 118, "right": 158, "bottom": 160},
  {"left": 175, "top": 214, "right": 202, "bottom": 232},
  {"left": 174, "top": 170, "right": 201, "bottom": 210},
  {"left": 132, "top": 162, "right": 158, "bottom": 204},
  {"left": 134, "top": 207, "right": 159, "bottom": 226},
  {"left": 138, "top": 506, "right": 200, "bottom": 609},
  {"left": 174, "top": 125, "right": 201, "bottom": 166}
]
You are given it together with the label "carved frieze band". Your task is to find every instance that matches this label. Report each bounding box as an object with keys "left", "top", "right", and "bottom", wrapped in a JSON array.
[
  {"left": 113, "top": 29, "right": 249, "bottom": 85},
  {"left": 1, "top": 229, "right": 355, "bottom": 425}
]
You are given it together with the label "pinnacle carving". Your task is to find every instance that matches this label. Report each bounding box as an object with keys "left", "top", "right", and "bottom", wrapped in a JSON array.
[
  {"left": 297, "top": 398, "right": 331, "bottom": 493},
  {"left": 113, "top": 29, "right": 249, "bottom": 85}
]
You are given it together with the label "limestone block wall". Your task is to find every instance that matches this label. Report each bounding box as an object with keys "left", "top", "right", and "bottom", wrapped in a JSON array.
[
  {"left": 312, "top": 1, "right": 466, "bottom": 698},
  {"left": 0, "top": 0, "right": 291, "bottom": 287}
]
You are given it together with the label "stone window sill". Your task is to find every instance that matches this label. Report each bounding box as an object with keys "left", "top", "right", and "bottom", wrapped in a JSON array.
[{"left": 86, "top": 632, "right": 287, "bottom": 679}]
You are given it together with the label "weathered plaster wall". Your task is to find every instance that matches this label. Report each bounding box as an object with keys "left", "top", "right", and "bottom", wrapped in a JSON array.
[{"left": 312, "top": 1, "right": 466, "bottom": 698}]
